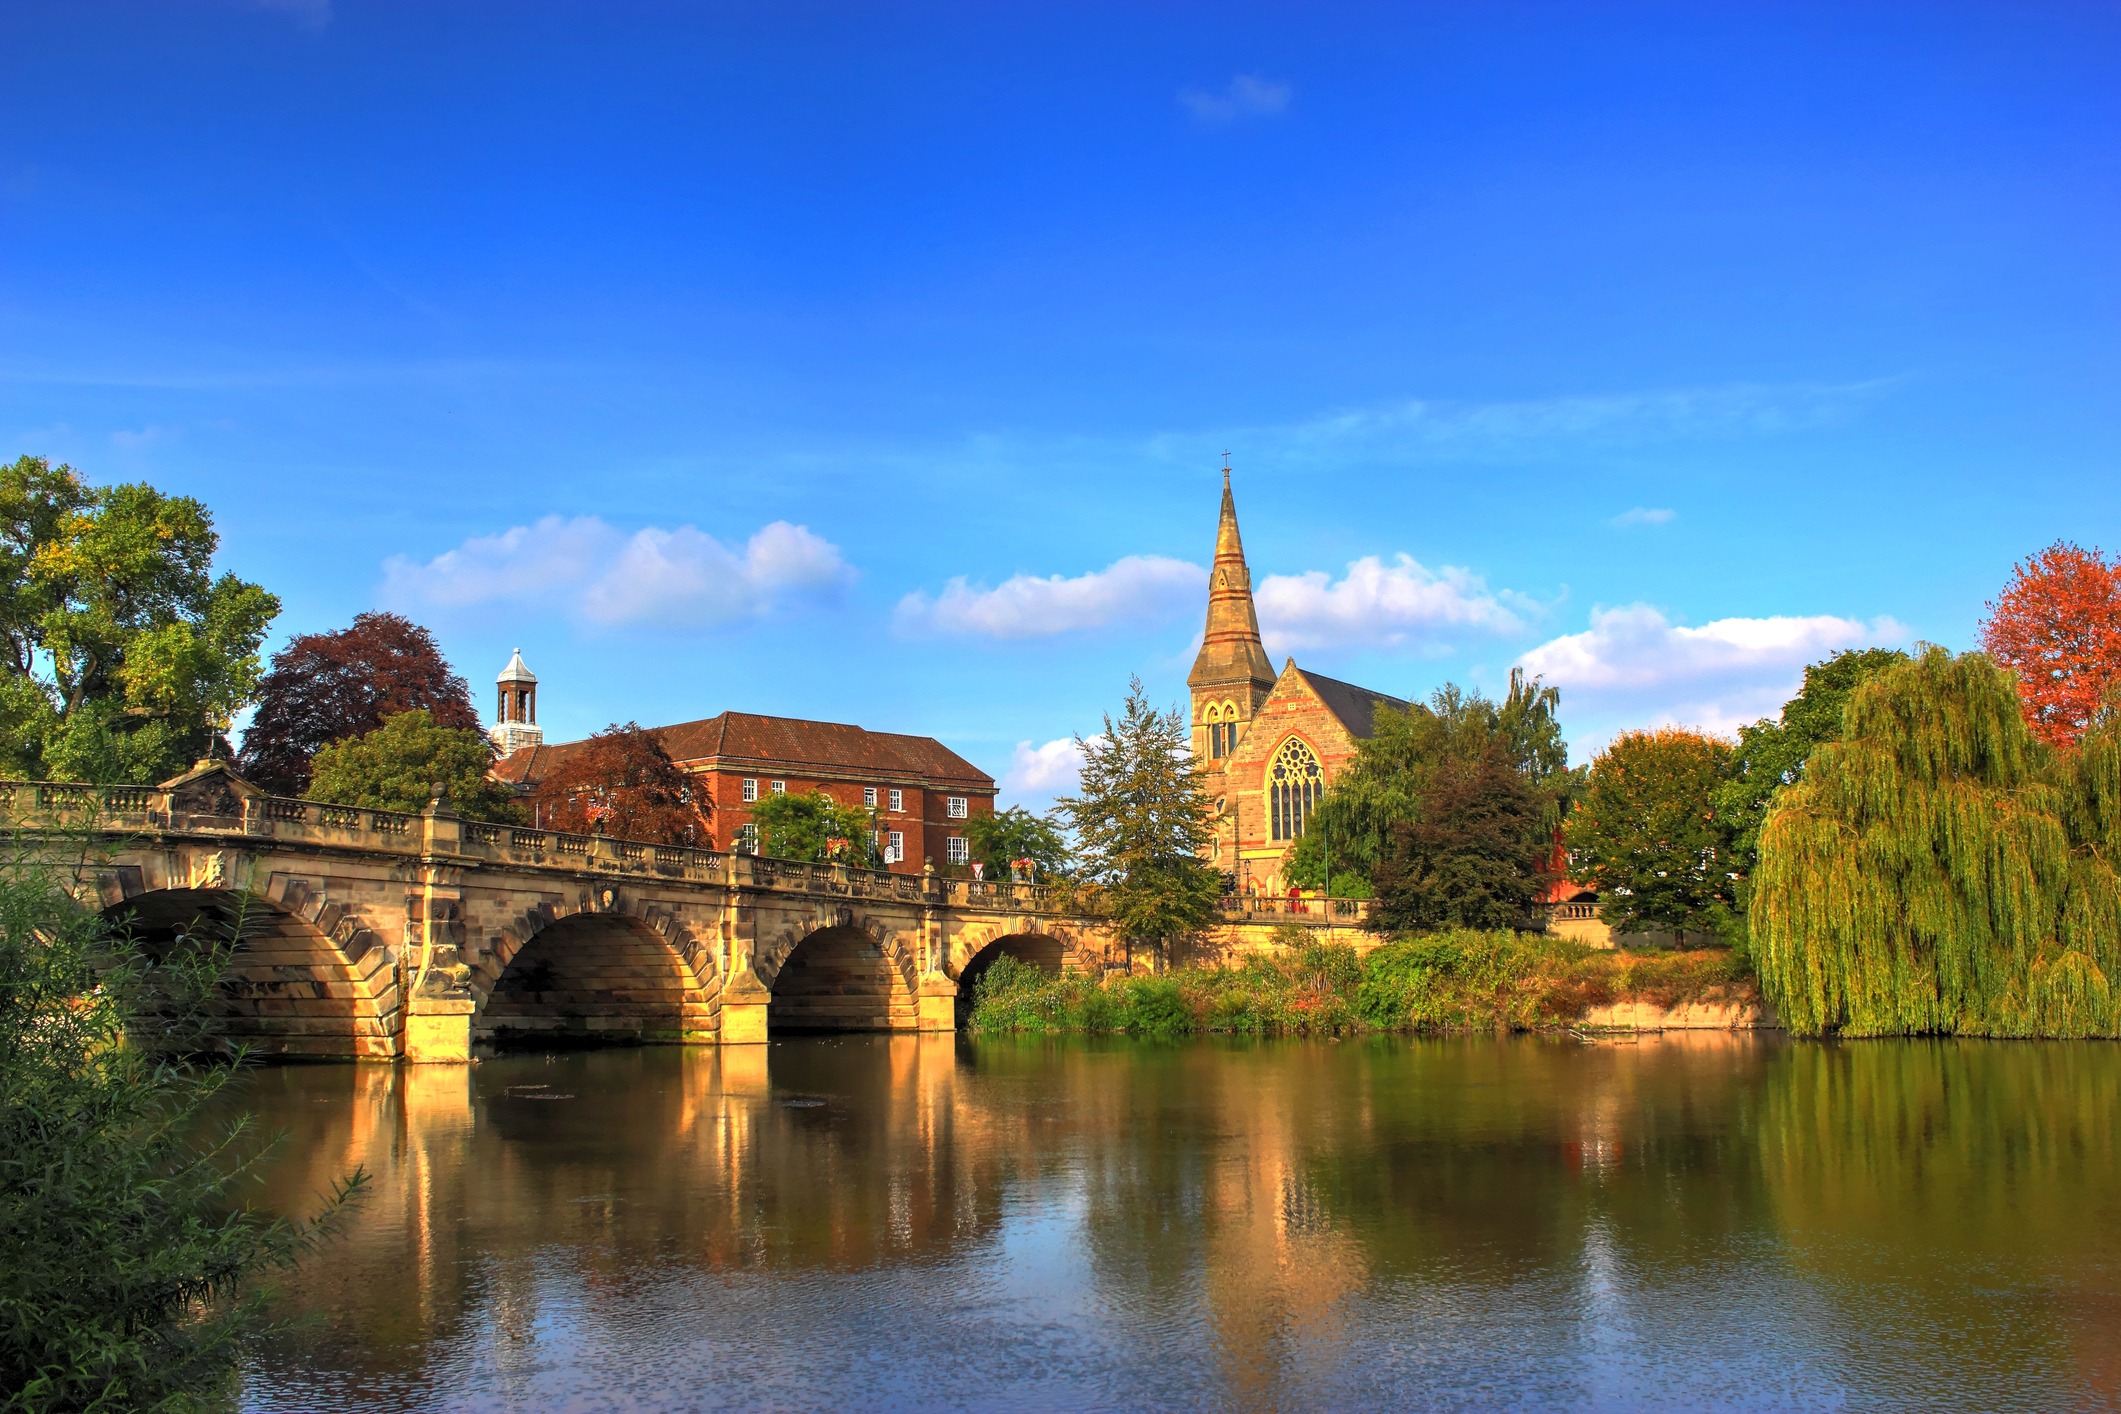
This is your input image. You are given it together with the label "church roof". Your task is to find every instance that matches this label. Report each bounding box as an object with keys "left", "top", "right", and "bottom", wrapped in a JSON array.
[
  {"left": 495, "top": 711, "right": 993, "bottom": 790},
  {"left": 1293, "top": 668, "right": 1409, "bottom": 741}
]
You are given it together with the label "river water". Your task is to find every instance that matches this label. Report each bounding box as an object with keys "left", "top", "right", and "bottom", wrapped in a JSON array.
[{"left": 233, "top": 1033, "right": 2121, "bottom": 1412}]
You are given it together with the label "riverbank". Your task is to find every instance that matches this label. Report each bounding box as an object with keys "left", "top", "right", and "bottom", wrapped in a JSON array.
[{"left": 967, "top": 928, "right": 1761, "bottom": 1037}]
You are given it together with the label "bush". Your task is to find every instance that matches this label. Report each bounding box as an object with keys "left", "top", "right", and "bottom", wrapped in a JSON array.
[{"left": 0, "top": 846, "right": 362, "bottom": 1410}]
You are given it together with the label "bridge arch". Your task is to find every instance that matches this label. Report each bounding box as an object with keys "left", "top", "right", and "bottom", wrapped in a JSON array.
[
  {"left": 100, "top": 884, "right": 395, "bottom": 1059},
  {"left": 759, "top": 911, "right": 920, "bottom": 1033},
  {"left": 476, "top": 902, "right": 717, "bottom": 1048}
]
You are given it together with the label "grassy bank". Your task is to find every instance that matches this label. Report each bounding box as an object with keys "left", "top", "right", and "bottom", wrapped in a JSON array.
[{"left": 966, "top": 928, "right": 1757, "bottom": 1037}]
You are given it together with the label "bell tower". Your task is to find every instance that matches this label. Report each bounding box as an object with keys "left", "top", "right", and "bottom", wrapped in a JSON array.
[
  {"left": 492, "top": 648, "right": 542, "bottom": 756},
  {"left": 1187, "top": 468, "right": 1277, "bottom": 779}
]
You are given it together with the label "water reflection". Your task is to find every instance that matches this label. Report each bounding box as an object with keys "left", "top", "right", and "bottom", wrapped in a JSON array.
[{"left": 236, "top": 1034, "right": 2121, "bottom": 1412}]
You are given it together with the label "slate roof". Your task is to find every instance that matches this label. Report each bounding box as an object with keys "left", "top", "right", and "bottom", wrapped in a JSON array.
[
  {"left": 495, "top": 711, "right": 994, "bottom": 790},
  {"left": 1294, "top": 669, "right": 1409, "bottom": 741}
]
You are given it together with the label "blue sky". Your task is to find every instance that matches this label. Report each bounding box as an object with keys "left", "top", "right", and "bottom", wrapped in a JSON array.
[{"left": 4, "top": 1, "right": 2117, "bottom": 807}]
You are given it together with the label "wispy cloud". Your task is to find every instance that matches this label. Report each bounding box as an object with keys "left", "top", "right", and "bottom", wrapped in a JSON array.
[
  {"left": 1516, "top": 603, "right": 1909, "bottom": 742},
  {"left": 381, "top": 514, "right": 853, "bottom": 630},
  {"left": 1179, "top": 74, "right": 1292, "bottom": 124},
  {"left": 1608, "top": 507, "right": 1676, "bottom": 528},
  {"left": 1255, "top": 555, "right": 1533, "bottom": 656},
  {"left": 894, "top": 555, "right": 1205, "bottom": 639}
]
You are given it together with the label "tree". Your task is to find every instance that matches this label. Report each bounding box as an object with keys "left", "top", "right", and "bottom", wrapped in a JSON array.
[
  {"left": 0, "top": 456, "right": 279, "bottom": 783},
  {"left": 1370, "top": 737, "right": 1551, "bottom": 931},
  {"left": 1285, "top": 669, "right": 1574, "bottom": 896},
  {"left": 307, "top": 710, "right": 522, "bottom": 823},
  {"left": 962, "top": 805, "right": 1072, "bottom": 880},
  {"left": 1565, "top": 727, "right": 1734, "bottom": 936},
  {"left": 237, "top": 611, "right": 479, "bottom": 796},
  {"left": 1712, "top": 647, "right": 1910, "bottom": 879},
  {"left": 748, "top": 788, "right": 885, "bottom": 866},
  {"left": 1979, "top": 540, "right": 2121, "bottom": 749},
  {"left": 1055, "top": 676, "right": 1220, "bottom": 965},
  {"left": 1754, "top": 647, "right": 2121, "bottom": 1037},
  {"left": 527, "top": 722, "right": 705, "bottom": 844},
  {"left": 0, "top": 850, "right": 361, "bottom": 1406}
]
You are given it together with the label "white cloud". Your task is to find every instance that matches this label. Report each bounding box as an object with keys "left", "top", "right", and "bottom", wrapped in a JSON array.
[
  {"left": 380, "top": 515, "right": 853, "bottom": 630},
  {"left": 894, "top": 555, "right": 1205, "bottom": 639},
  {"left": 1002, "top": 737, "right": 1091, "bottom": 800},
  {"left": 1180, "top": 74, "right": 1292, "bottom": 124},
  {"left": 1255, "top": 555, "right": 1532, "bottom": 655},
  {"left": 1609, "top": 507, "right": 1675, "bottom": 528},
  {"left": 1516, "top": 603, "right": 1910, "bottom": 742}
]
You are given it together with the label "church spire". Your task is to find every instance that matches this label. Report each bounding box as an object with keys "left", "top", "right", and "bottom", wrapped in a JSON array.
[{"left": 1188, "top": 468, "right": 1277, "bottom": 695}]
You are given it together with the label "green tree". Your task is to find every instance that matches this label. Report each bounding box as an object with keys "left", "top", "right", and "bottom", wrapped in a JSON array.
[
  {"left": 1056, "top": 676, "right": 1220, "bottom": 966},
  {"left": 1755, "top": 647, "right": 2121, "bottom": 1037},
  {"left": 0, "top": 849, "right": 362, "bottom": 1408},
  {"left": 1370, "top": 737, "right": 1551, "bottom": 931},
  {"left": 748, "top": 788, "right": 884, "bottom": 866},
  {"left": 308, "top": 709, "right": 523, "bottom": 822},
  {"left": 1565, "top": 727, "right": 1735, "bottom": 937},
  {"left": 0, "top": 456, "right": 279, "bottom": 783},
  {"left": 1286, "top": 669, "right": 1574, "bottom": 896},
  {"left": 1713, "top": 647, "right": 1910, "bottom": 878},
  {"left": 962, "top": 804, "right": 1071, "bottom": 880}
]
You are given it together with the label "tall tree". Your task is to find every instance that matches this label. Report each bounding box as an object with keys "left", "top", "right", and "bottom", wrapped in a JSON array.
[
  {"left": 238, "top": 611, "right": 479, "bottom": 795},
  {"left": 1370, "top": 736, "right": 1550, "bottom": 931},
  {"left": 1056, "top": 677, "right": 1219, "bottom": 965},
  {"left": 1979, "top": 540, "right": 2121, "bottom": 748},
  {"left": 748, "top": 788, "right": 884, "bottom": 866},
  {"left": 1755, "top": 647, "right": 2121, "bottom": 1038},
  {"left": 1565, "top": 727, "right": 1734, "bottom": 936},
  {"left": 963, "top": 805, "right": 1072, "bottom": 881},
  {"left": 0, "top": 456, "right": 279, "bottom": 783},
  {"left": 307, "top": 709, "right": 523, "bottom": 823},
  {"left": 527, "top": 722, "right": 706, "bottom": 845}
]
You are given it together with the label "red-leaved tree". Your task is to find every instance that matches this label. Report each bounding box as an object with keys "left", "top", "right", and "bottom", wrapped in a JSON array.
[
  {"left": 237, "top": 612, "right": 481, "bottom": 795},
  {"left": 1979, "top": 541, "right": 2121, "bottom": 749},
  {"left": 528, "top": 722, "right": 708, "bottom": 845}
]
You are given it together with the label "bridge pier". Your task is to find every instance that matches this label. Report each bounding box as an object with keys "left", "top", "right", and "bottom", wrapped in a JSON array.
[
  {"left": 719, "top": 970, "right": 772, "bottom": 1044},
  {"left": 917, "top": 972, "right": 959, "bottom": 1032},
  {"left": 406, "top": 998, "right": 476, "bottom": 1062}
]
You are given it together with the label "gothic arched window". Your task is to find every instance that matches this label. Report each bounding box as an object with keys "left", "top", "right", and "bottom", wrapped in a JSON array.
[{"left": 1267, "top": 736, "right": 1324, "bottom": 842}]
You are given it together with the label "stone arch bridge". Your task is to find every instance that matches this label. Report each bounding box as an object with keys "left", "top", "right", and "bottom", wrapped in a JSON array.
[{"left": 9, "top": 766, "right": 1119, "bottom": 1062}]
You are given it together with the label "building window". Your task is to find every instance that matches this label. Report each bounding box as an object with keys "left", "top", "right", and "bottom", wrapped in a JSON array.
[
  {"left": 887, "top": 830, "right": 904, "bottom": 862},
  {"left": 741, "top": 778, "right": 757, "bottom": 803},
  {"left": 946, "top": 836, "right": 969, "bottom": 864},
  {"left": 770, "top": 780, "right": 786, "bottom": 794},
  {"left": 864, "top": 787, "right": 878, "bottom": 808},
  {"left": 888, "top": 789, "right": 904, "bottom": 812},
  {"left": 737, "top": 822, "right": 758, "bottom": 853},
  {"left": 1268, "top": 736, "right": 1324, "bottom": 843},
  {"left": 947, "top": 796, "right": 967, "bottom": 819}
]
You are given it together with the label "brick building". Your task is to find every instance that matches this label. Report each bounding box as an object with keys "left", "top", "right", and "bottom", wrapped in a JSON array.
[
  {"left": 494, "top": 690, "right": 995, "bottom": 871},
  {"left": 1190, "top": 473, "right": 1408, "bottom": 892}
]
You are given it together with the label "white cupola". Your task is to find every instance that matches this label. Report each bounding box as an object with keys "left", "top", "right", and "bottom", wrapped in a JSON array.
[{"left": 492, "top": 648, "right": 543, "bottom": 755}]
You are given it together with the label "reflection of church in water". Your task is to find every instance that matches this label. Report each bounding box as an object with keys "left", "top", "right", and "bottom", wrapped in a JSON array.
[{"left": 1190, "top": 473, "right": 1406, "bottom": 893}]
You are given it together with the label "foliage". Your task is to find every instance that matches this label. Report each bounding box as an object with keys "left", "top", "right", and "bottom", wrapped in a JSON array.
[
  {"left": 1056, "top": 676, "right": 1220, "bottom": 962},
  {"left": 236, "top": 611, "right": 479, "bottom": 796},
  {"left": 528, "top": 722, "right": 706, "bottom": 845},
  {"left": 0, "top": 846, "right": 362, "bottom": 1410},
  {"left": 1978, "top": 540, "right": 2121, "bottom": 749},
  {"left": 961, "top": 805, "right": 1072, "bottom": 880},
  {"left": 1565, "top": 727, "right": 1735, "bottom": 936},
  {"left": 306, "top": 709, "right": 523, "bottom": 824},
  {"left": 0, "top": 456, "right": 279, "bottom": 784},
  {"left": 1369, "top": 737, "right": 1551, "bottom": 931},
  {"left": 748, "top": 787, "right": 884, "bottom": 867},
  {"left": 1754, "top": 646, "right": 2121, "bottom": 1038},
  {"left": 1285, "top": 669, "right": 1574, "bottom": 896},
  {"left": 965, "top": 927, "right": 1753, "bottom": 1037},
  {"left": 1713, "top": 647, "right": 1911, "bottom": 879}
]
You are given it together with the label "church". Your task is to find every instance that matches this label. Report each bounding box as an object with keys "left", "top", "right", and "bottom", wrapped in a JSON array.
[{"left": 1189, "top": 474, "right": 1407, "bottom": 893}]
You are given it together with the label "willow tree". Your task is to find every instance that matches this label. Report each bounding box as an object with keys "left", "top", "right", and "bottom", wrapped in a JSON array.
[{"left": 1753, "top": 647, "right": 2121, "bottom": 1037}]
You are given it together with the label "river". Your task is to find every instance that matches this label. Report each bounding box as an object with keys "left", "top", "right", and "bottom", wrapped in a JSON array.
[{"left": 232, "top": 1033, "right": 2121, "bottom": 1412}]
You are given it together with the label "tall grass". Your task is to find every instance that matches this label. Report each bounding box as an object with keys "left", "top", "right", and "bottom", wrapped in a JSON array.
[{"left": 967, "top": 927, "right": 1755, "bottom": 1037}]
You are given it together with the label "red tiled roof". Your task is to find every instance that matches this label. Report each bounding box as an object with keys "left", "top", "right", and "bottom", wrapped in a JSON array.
[{"left": 495, "top": 712, "right": 994, "bottom": 790}]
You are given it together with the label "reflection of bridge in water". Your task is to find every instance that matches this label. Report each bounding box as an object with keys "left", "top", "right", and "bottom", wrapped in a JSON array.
[{"left": 14, "top": 764, "right": 1119, "bottom": 1060}]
